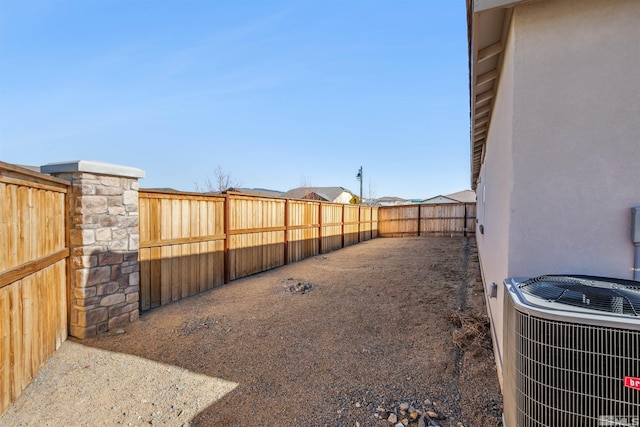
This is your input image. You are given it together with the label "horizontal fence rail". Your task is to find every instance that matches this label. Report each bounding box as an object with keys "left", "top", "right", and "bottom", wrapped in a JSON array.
[
  {"left": 0, "top": 162, "right": 69, "bottom": 415},
  {"left": 139, "top": 190, "right": 379, "bottom": 312},
  {"left": 378, "top": 202, "right": 476, "bottom": 237}
]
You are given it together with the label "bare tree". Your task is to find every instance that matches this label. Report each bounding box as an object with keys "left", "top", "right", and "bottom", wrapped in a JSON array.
[
  {"left": 195, "top": 165, "right": 241, "bottom": 193},
  {"left": 363, "top": 179, "right": 378, "bottom": 206},
  {"left": 296, "top": 176, "right": 315, "bottom": 199}
]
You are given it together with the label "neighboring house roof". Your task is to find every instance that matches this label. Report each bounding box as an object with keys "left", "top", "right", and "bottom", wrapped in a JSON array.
[
  {"left": 467, "top": 1, "right": 525, "bottom": 188},
  {"left": 283, "top": 187, "right": 356, "bottom": 203},
  {"left": 445, "top": 190, "right": 476, "bottom": 203},
  {"left": 143, "top": 188, "right": 181, "bottom": 192},
  {"left": 376, "top": 196, "right": 408, "bottom": 203},
  {"left": 283, "top": 187, "right": 318, "bottom": 199},
  {"left": 228, "top": 187, "right": 285, "bottom": 198},
  {"left": 362, "top": 199, "right": 381, "bottom": 207},
  {"left": 422, "top": 195, "right": 462, "bottom": 204},
  {"left": 422, "top": 190, "right": 476, "bottom": 204},
  {"left": 375, "top": 196, "right": 408, "bottom": 206}
]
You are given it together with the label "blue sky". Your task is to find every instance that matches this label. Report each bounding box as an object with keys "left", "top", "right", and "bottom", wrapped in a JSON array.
[{"left": 0, "top": 0, "right": 471, "bottom": 200}]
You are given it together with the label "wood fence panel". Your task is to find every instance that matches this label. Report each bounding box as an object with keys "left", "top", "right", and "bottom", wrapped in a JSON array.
[
  {"left": 378, "top": 205, "right": 420, "bottom": 236},
  {"left": 420, "top": 203, "right": 474, "bottom": 236},
  {"left": 138, "top": 197, "right": 151, "bottom": 311},
  {"left": 371, "top": 207, "right": 379, "bottom": 238},
  {"left": 465, "top": 203, "right": 477, "bottom": 234},
  {"left": 378, "top": 203, "right": 476, "bottom": 237},
  {"left": 139, "top": 190, "right": 380, "bottom": 312},
  {"left": 198, "top": 201, "right": 208, "bottom": 293},
  {"left": 359, "top": 206, "right": 374, "bottom": 241},
  {"left": 343, "top": 205, "right": 360, "bottom": 247},
  {"left": 227, "top": 195, "right": 285, "bottom": 281},
  {"left": 1, "top": 187, "right": 66, "bottom": 272},
  {"left": 139, "top": 191, "right": 225, "bottom": 310},
  {"left": 420, "top": 204, "right": 460, "bottom": 235},
  {"left": 0, "top": 162, "right": 69, "bottom": 416},
  {"left": 0, "top": 287, "right": 10, "bottom": 412},
  {"left": 321, "top": 204, "right": 343, "bottom": 253},
  {"left": 287, "top": 200, "right": 319, "bottom": 263}
]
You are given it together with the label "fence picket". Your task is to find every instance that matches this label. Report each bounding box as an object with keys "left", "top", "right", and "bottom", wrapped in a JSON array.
[{"left": 0, "top": 162, "right": 68, "bottom": 416}]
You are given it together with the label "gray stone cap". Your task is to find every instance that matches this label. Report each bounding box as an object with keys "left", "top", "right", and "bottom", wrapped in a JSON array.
[{"left": 41, "top": 160, "right": 145, "bottom": 179}]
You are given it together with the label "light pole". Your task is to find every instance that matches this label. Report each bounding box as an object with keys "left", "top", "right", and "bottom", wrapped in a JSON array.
[{"left": 356, "top": 166, "right": 363, "bottom": 204}]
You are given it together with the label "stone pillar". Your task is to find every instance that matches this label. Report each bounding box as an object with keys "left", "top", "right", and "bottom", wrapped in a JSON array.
[{"left": 42, "top": 160, "right": 145, "bottom": 339}]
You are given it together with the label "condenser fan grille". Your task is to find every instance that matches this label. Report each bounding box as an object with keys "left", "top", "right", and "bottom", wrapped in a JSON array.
[{"left": 518, "top": 275, "right": 640, "bottom": 316}]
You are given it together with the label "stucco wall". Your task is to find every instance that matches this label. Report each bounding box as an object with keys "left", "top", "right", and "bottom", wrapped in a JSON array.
[
  {"left": 334, "top": 192, "right": 354, "bottom": 204},
  {"left": 476, "top": 0, "right": 640, "bottom": 383},
  {"left": 510, "top": 0, "right": 640, "bottom": 278}
]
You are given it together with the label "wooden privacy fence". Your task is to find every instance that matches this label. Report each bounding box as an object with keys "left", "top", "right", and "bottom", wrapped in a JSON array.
[
  {"left": 138, "top": 190, "right": 378, "bottom": 311},
  {"left": 0, "top": 158, "right": 476, "bottom": 418},
  {"left": 378, "top": 202, "right": 476, "bottom": 237},
  {"left": 0, "top": 162, "right": 69, "bottom": 415}
]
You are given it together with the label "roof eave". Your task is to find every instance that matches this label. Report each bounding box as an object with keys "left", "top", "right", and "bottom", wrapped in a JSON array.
[{"left": 468, "top": 1, "right": 519, "bottom": 189}]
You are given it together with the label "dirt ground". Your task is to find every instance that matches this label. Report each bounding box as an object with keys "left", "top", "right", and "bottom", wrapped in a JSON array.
[{"left": 2, "top": 237, "right": 502, "bottom": 427}]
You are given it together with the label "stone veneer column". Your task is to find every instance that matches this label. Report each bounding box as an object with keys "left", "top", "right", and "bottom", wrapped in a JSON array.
[{"left": 42, "top": 160, "right": 145, "bottom": 339}]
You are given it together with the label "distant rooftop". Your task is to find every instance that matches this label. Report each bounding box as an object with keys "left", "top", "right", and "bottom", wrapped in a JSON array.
[
  {"left": 443, "top": 190, "right": 476, "bottom": 203},
  {"left": 228, "top": 187, "right": 285, "bottom": 198},
  {"left": 422, "top": 190, "right": 476, "bottom": 204},
  {"left": 283, "top": 186, "right": 355, "bottom": 202}
]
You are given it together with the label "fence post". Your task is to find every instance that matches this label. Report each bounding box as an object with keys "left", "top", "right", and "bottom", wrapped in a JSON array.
[
  {"left": 358, "top": 205, "right": 361, "bottom": 242},
  {"left": 224, "top": 193, "right": 230, "bottom": 284},
  {"left": 41, "top": 160, "right": 144, "bottom": 339},
  {"left": 417, "top": 204, "right": 422, "bottom": 237},
  {"left": 369, "top": 207, "right": 373, "bottom": 240},
  {"left": 284, "top": 199, "right": 289, "bottom": 265},
  {"left": 464, "top": 203, "right": 468, "bottom": 237},
  {"left": 341, "top": 204, "right": 345, "bottom": 248},
  {"left": 318, "top": 202, "right": 323, "bottom": 254}
]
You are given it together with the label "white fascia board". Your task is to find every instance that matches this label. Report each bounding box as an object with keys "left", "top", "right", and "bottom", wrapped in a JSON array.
[{"left": 474, "top": 0, "right": 523, "bottom": 12}]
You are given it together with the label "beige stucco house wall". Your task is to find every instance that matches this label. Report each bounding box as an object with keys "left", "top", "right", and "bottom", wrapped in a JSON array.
[
  {"left": 469, "top": 0, "right": 640, "bottom": 387},
  {"left": 332, "top": 191, "right": 357, "bottom": 204}
]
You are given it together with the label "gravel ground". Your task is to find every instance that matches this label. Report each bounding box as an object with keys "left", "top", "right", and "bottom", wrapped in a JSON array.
[{"left": 1, "top": 237, "right": 502, "bottom": 427}]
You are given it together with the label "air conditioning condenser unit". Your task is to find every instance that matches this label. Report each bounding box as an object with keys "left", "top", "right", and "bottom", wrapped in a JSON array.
[{"left": 503, "top": 275, "right": 640, "bottom": 427}]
